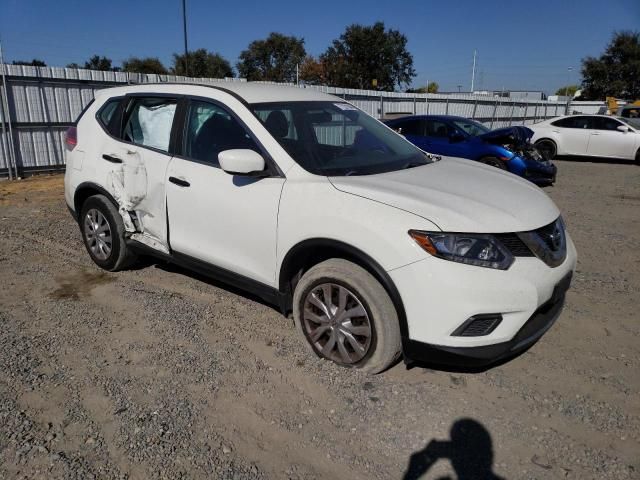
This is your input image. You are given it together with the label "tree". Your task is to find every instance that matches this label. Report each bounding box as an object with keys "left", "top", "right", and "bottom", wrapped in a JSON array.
[
  {"left": 66, "top": 62, "right": 81, "bottom": 69},
  {"left": 12, "top": 59, "right": 46, "bottom": 66},
  {"left": 122, "top": 57, "right": 168, "bottom": 75},
  {"left": 172, "top": 49, "right": 234, "bottom": 78},
  {"left": 237, "top": 33, "right": 306, "bottom": 82},
  {"left": 83, "top": 55, "right": 117, "bottom": 71},
  {"left": 581, "top": 31, "right": 640, "bottom": 99},
  {"left": 407, "top": 81, "right": 439, "bottom": 94},
  {"left": 321, "top": 22, "right": 416, "bottom": 91},
  {"left": 299, "top": 56, "right": 326, "bottom": 85},
  {"left": 555, "top": 85, "right": 579, "bottom": 97}
]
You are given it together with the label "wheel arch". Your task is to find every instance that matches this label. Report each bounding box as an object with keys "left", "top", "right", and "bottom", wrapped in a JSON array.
[
  {"left": 74, "top": 182, "right": 118, "bottom": 219},
  {"left": 278, "top": 238, "right": 409, "bottom": 340}
]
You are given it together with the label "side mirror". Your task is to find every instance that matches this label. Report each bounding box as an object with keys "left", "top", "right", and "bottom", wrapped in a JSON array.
[
  {"left": 449, "top": 132, "right": 465, "bottom": 143},
  {"left": 218, "top": 149, "right": 267, "bottom": 176},
  {"left": 617, "top": 125, "right": 630, "bottom": 133}
]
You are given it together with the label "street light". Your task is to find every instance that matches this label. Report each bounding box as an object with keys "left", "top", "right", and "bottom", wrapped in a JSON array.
[
  {"left": 565, "top": 67, "right": 573, "bottom": 97},
  {"left": 182, "top": 0, "right": 189, "bottom": 76}
]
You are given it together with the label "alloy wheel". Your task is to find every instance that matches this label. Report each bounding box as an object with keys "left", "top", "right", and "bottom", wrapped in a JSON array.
[
  {"left": 83, "top": 208, "right": 112, "bottom": 261},
  {"left": 302, "top": 283, "right": 373, "bottom": 365}
]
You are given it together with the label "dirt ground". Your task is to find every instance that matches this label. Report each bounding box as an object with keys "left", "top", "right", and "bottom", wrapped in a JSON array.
[{"left": 0, "top": 160, "right": 638, "bottom": 480}]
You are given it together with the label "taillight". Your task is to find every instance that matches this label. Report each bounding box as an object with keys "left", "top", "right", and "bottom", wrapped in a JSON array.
[{"left": 65, "top": 126, "right": 78, "bottom": 150}]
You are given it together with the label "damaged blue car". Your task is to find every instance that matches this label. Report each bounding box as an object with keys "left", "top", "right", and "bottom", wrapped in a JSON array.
[{"left": 384, "top": 115, "right": 557, "bottom": 185}]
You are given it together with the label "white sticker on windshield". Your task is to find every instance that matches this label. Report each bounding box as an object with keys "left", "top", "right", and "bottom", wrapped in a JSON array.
[{"left": 334, "top": 103, "right": 358, "bottom": 111}]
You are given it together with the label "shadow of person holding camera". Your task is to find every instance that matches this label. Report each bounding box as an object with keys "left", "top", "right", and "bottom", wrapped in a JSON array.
[{"left": 403, "top": 418, "right": 504, "bottom": 480}]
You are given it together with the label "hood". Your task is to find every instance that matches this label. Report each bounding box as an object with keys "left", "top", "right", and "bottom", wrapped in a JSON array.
[
  {"left": 329, "top": 157, "right": 559, "bottom": 233},
  {"left": 477, "top": 126, "right": 534, "bottom": 145}
]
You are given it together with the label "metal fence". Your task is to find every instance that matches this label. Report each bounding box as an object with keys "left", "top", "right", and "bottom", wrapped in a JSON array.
[{"left": 0, "top": 64, "right": 603, "bottom": 178}]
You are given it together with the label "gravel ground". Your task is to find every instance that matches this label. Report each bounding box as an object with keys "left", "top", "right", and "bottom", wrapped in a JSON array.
[{"left": 0, "top": 159, "right": 638, "bottom": 479}]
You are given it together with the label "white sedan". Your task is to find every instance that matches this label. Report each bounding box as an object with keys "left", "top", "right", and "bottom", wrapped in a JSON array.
[{"left": 530, "top": 115, "right": 640, "bottom": 163}]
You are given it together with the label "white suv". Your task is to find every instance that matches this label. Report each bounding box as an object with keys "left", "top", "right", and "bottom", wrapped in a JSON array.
[{"left": 64, "top": 83, "right": 576, "bottom": 373}]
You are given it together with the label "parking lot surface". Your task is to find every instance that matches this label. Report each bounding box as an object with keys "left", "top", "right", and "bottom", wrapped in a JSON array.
[{"left": 1, "top": 160, "right": 639, "bottom": 479}]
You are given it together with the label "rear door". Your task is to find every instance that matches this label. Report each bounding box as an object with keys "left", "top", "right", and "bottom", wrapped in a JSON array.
[
  {"left": 104, "top": 95, "right": 179, "bottom": 248},
  {"left": 550, "top": 116, "right": 592, "bottom": 155},
  {"left": 391, "top": 118, "right": 428, "bottom": 150},
  {"left": 588, "top": 116, "right": 637, "bottom": 159}
]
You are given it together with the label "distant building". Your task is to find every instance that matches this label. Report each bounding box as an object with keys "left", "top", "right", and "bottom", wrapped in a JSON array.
[{"left": 471, "top": 90, "right": 547, "bottom": 100}]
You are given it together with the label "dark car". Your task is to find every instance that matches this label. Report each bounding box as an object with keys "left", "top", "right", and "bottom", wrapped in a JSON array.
[{"left": 384, "top": 115, "right": 557, "bottom": 185}]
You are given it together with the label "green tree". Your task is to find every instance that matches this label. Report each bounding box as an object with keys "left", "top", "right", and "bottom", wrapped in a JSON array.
[
  {"left": 555, "top": 85, "right": 579, "bottom": 97},
  {"left": 12, "top": 59, "right": 46, "bottom": 66},
  {"left": 321, "top": 22, "right": 415, "bottom": 91},
  {"left": 66, "top": 62, "right": 81, "bottom": 69},
  {"left": 122, "top": 57, "right": 168, "bottom": 75},
  {"left": 581, "top": 31, "right": 640, "bottom": 99},
  {"left": 237, "top": 33, "right": 306, "bottom": 82},
  {"left": 407, "top": 81, "right": 439, "bottom": 94},
  {"left": 172, "top": 49, "right": 234, "bottom": 78},
  {"left": 83, "top": 55, "right": 117, "bottom": 71}
]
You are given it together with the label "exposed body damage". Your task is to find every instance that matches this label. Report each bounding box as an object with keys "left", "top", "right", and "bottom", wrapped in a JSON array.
[{"left": 106, "top": 155, "right": 170, "bottom": 255}]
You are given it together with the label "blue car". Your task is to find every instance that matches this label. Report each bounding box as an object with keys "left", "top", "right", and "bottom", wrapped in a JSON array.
[{"left": 384, "top": 115, "right": 557, "bottom": 185}]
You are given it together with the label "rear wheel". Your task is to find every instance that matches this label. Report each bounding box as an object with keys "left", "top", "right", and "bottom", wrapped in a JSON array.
[
  {"left": 480, "top": 156, "right": 507, "bottom": 170},
  {"left": 535, "top": 139, "right": 557, "bottom": 160},
  {"left": 79, "top": 195, "right": 137, "bottom": 271},
  {"left": 292, "top": 259, "right": 401, "bottom": 374},
  {"left": 635, "top": 148, "right": 640, "bottom": 166}
]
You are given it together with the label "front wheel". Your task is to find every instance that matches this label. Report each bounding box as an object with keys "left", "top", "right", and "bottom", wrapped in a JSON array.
[{"left": 292, "top": 259, "right": 401, "bottom": 374}]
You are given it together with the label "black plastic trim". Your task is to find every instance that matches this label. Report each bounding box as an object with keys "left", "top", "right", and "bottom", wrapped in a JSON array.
[{"left": 72, "top": 182, "right": 121, "bottom": 219}]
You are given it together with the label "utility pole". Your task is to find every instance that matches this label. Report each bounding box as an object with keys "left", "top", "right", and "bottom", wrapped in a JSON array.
[
  {"left": 182, "top": 0, "right": 189, "bottom": 76},
  {"left": 471, "top": 49, "right": 477, "bottom": 93},
  {"left": 296, "top": 63, "right": 299, "bottom": 86}
]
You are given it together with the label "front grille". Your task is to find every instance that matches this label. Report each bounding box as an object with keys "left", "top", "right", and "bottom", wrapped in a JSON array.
[
  {"left": 495, "top": 233, "right": 534, "bottom": 257},
  {"left": 452, "top": 314, "right": 503, "bottom": 337}
]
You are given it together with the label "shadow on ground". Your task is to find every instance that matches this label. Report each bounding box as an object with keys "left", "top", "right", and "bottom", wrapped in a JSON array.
[{"left": 403, "top": 418, "right": 504, "bottom": 480}]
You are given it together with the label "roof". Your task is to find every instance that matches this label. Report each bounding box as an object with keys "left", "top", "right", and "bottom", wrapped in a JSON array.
[{"left": 94, "top": 82, "right": 337, "bottom": 104}]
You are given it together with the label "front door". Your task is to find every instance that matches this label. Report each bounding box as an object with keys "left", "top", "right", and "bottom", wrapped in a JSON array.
[
  {"left": 588, "top": 116, "right": 638, "bottom": 159},
  {"left": 166, "top": 99, "right": 284, "bottom": 287}
]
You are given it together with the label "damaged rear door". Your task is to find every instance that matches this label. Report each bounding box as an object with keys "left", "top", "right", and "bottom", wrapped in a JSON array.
[{"left": 105, "top": 95, "right": 179, "bottom": 252}]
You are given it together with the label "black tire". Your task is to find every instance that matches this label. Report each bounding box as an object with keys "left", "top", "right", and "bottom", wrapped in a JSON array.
[
  {"left": 635, "top": 148, "right": 640, "bottom": 166},
  {"left": 535, "top": 139, "right": 557, "bottom": 160},
  {"left": 480, "top": 156, "right": 507, "bottom": 170},
  {"left": 79, "top": 194, "right": 137, "bottom": 271},
  {"left": 292, "top": 259, "right": 401, "bottom": 374}
]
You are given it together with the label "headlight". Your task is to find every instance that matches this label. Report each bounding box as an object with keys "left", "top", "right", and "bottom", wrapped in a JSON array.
[{"left": 409, "top": 230, "right": 514, "bottom": 270}]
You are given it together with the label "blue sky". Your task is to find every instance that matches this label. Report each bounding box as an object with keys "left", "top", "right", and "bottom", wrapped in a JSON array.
[{"left": 1, "top": 0, "right": 638, "bottom": 93}]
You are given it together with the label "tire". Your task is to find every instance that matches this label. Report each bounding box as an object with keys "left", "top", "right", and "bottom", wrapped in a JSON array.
[
  {"left": 535, "top": 139, "right": 557, "bottom": 160},
  {"left": 635, "top": 148, "right": 640, "bottom": 166},
  {"left": 292, "top": 259, "right": 401, "bottom": 374},
  {"left": 480, "top": 156, "right": 507, "bottom": 170},
  {"left": 79, "top": 194, "right": 137, "bottom": 271}
]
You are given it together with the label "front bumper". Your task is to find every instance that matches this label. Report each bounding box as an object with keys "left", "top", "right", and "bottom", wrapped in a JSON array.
[
  {"left": 509, "top": 156, "right": 557, "bottom": 185},
  {"left": 389, "top": 232, "right": 576, "bottom": 367}
]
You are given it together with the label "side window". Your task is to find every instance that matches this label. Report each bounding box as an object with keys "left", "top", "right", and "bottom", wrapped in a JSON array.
[
  {"left": 122, "top": 97, "right": 177, "bottom": 152},
  {"left": 308, "top": 108, "right": 363, "bottom": 147},
  {"left": 594, "top": 117, "right": 623, "bottom": 131},
  {"left": 184, "top": 100, "right": 259, "bottom": 165},
  {"left": 97, "top": 99, "right": 120, "bottom": 128},
  {"left": 395, "top": 119, "right": 423, "bottom": 136},
  {"left": 424, "top": 120, "right": 450, "bottom": 138},
  {"left": 551, "top": 116, "right": 592, "bottom": 129}
]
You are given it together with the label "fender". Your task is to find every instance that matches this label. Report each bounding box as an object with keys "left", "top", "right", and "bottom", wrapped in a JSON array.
[{"left": 278, "top": 238, "right": 410, "bottom": 341}]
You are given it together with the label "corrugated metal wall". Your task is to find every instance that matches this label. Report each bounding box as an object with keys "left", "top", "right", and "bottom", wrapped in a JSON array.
[{"left": 0, "top": 64, "right": 601, "bottom": 177}]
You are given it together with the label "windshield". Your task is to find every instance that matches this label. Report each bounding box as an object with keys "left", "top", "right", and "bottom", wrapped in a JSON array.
[
  {"left": 451, "top": 119, "right": 490, "bottom": 137},
  {"left": 618, "top": 117, "right": 640, "bottom": 130},
  {"left": 250, "top": 101, "right": 432, "bottom": 176}
]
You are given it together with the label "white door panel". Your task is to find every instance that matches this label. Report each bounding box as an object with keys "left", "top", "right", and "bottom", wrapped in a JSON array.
[
  {"left": 557, "top": 128, "right": 590, "bottom": 155},
  {"left": 587, "top": 130, "right": 637, "bottom": 159},
  {"left": 166, "top": 158, "right": 284, "bottom": 286}
]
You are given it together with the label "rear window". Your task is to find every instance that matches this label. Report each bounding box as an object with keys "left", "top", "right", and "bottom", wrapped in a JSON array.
[{"left": 551, "top": 116, "right": 593, "bottom": 129}]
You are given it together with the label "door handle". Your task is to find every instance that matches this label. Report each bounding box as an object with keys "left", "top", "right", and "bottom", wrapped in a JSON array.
[
  {"left": 102, "top": 154, "right": 123, "bottom": 164},
  {"left": 169, "top": 176, "right": 190, "bottom": 187}
]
